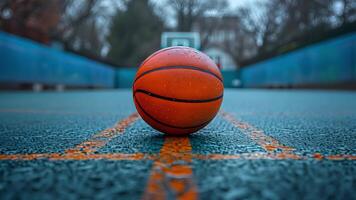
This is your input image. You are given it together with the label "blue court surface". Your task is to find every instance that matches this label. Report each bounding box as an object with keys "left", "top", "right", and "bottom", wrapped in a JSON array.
[{"left": 0, "top": 89, "right": 355, "bottom": 199}]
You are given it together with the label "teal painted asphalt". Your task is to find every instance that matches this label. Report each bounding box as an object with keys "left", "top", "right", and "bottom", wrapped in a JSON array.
[{"left": 0, "top": 89, "right": 355, "bottom": 199}]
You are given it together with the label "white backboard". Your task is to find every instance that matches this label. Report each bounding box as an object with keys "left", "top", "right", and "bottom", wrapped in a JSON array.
[{"left": 161, "top": 32, "right": 201, "bottom": 49}]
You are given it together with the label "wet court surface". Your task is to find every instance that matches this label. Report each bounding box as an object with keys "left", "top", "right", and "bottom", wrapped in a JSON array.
[{"left": 0, "top": 89, "right": 355, "bottom": 199}]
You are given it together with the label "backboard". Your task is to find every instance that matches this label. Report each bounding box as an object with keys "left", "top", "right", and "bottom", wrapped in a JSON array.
[{"left": 161, "top": 32, "right": 201, "bottom": 49}]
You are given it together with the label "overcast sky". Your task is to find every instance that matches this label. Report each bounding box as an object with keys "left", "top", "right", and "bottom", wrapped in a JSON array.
[
  {"left": 102, "top": 0, "right": 265, "bottom": 17},
  {"left": 228, "top": 0, "right": 263, "bottom": 9},
  {"left": 150, "top": 0, "right": 265, "bottom": 27},
  {"left": 153, "top": 0, "right": 264, "bottom": 10}
]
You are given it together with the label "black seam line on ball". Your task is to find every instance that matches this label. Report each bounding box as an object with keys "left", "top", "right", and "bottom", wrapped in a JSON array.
[
  {"left": 134, "top": 89, "right": 223, "bottom": 103},
  {"left": 134, "top": 94, "right": 213, "bottom": 129},
  {"left": 134, "top": 66, "right": 223, "bottom": 83}
]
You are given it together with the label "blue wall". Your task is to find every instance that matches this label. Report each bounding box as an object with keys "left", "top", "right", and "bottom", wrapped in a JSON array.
[
  {"left": 2, "top": 30, "right": 355, "bottom": 89},
  {"left": 0, "top": 31, "right": 115, "bottom": 88},
  {"left": 116, "top": 68, "right": 137, "bottom": 88},
  {"left": 221, "top": 71, "right": 240, "bottom": 87},
  {"left": 241, "top": 33, "right": 356, "bottom": 87}
]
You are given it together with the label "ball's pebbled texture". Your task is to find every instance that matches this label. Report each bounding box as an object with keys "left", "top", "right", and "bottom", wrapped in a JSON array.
[{"left": 133, "top": 46, "right": 224, "bottom": 135}]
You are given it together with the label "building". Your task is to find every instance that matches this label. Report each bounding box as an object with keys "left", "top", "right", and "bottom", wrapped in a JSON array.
[
  {"left": 204, "top": 47, "right": 237, "bottom": 71},
  {"left": 192, "top": 15, "right": 258, "bottom": 70}
]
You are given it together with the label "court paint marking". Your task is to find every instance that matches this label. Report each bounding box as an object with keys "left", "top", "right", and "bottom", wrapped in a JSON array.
[
  {"left": 0, "top": 153, "right": 152, "bottom": 161},
  {"left": 1, "top": 152, "right": 355, "bottom": 161},
  {"left": 193, "top": 153, "right": 303, "bottom": 160},
  {"left": 325, "top": 154, "right": 356, "bottom": 160},
  {"left": 0, "top": 153, "right": 51, "bottom": 160},
  {"left": 142, "top": 136, "right": 198, "bottom": 200},
  {"left": 220, "top": 111, "right": 300, "bottom": 158},
  {"left": 0, "top": 112, "right": 355, "bottom": 162},
  {"left": 0, "top": 109, "right": 103, "bottom": 115},
  {"left": 52, "top": 153, "right": 154, "bottom": 160},
  {"left": 65, "top": 113, "right": 140, "bottom": 155}
]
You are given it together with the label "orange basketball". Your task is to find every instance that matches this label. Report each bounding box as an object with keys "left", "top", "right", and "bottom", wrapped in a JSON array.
[{"left": 133, "top": 46, "right": 223, "bottom": 135}]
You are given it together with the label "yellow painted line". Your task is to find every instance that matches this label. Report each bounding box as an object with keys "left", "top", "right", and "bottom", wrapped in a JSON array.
[
  {"left": 325, "top": 154, "right": 356, "bottom": 160},
  {"left": 0, "top": 153, "right": 51, "bottom": 160},
  {"left": 52, "top": 153, "right": 154, "bottom": 161},
  {"left": 142, "top": 137, "right": 198, "bottom": 200},
  {"left": 220, "top": 111, "right": 299, "bottom": 157},
  {"left": 193, "top": 153, "right": 356, "bottom": 160},
  {"left": 65, "top": 113, "right": 140, "bottom": 155},
  {"left": 0, "top": 112, "right": 354, "bottom": 165},
  {"left": 0, "top": 152, "right": 355, "bottom": 161},
  {"left": 0, "top": 109, "right": 89, "bottom": 115},
  {"left": 0, "top": 153, "right": 154, "bottom": 161},
  {"left": 310, "top": 153, "right": 356, "bottom": 161},
  {"left": 193, "top": 152, "right": 304, "bottom": 160}
]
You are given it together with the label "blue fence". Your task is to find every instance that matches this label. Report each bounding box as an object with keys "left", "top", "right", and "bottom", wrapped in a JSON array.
[
  {"left": 241, "top": 33, "right": 356, "bottom": 87},
  {"left": 0, "top": 31, "right": 115, "bottom": 88}
]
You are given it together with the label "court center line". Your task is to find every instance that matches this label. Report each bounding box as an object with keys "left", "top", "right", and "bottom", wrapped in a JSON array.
[
  {"left": 142, "top": 136, "right": 198, "bottom": 200},
  {"left": 64, "top": 113, "right": 140, "bottom": 155}
]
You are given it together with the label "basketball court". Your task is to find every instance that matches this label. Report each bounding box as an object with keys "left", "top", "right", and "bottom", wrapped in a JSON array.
[{"left": 0, "top": 89, "right": 355, "bottom": 199}]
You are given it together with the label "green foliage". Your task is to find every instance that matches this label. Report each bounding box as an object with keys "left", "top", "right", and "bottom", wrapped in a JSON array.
[{"left": 107, "top": 0, "right": 163, "bottom": 67}]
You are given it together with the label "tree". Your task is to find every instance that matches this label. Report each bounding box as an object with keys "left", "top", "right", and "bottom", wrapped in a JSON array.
[
  {"left": 0, "top": 0, "right": 62, "bottom": 43},
  {"left": 275, "top": 0, "right": 335, "bottom": 43},
  {"left": 167, "top": 0, "right": 227, "bottom": 31},
  {"left": 107, "top": 0, "right": 164, "bottom": 67},
  {"left": 68, "top": 19, "right": 104, "bottom": 56},
  {"left": 0, "top": 0, "right": 108, "bottom": 56},
  {"left": 236, "top": 2, "right": 282, "bottom": 54},
  {"left": 53, "top": 0, "right": 110, "bottom": 55},
  {"left": 232, "top": 0, "right": 339, "bottom": 58},
  {"left": 336, "top": 0, "right": 356, "bottom": 25}
]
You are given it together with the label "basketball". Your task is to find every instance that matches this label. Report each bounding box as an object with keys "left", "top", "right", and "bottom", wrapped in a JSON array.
[{"left": 133, "top": 46, "right": 224, "bottom": 135}]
